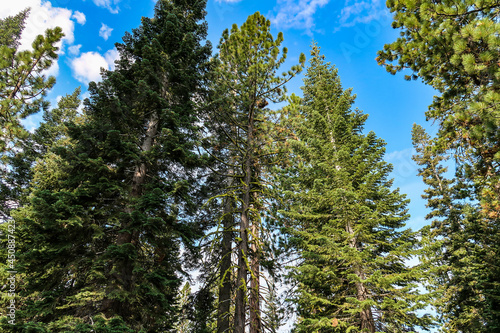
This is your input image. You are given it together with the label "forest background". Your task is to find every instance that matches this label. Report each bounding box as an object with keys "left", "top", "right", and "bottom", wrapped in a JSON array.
[{"left": 2, "top": 0, "right": 499, "bottom": 332}]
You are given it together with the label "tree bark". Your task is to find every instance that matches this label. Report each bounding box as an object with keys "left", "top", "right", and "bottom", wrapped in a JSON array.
[
  {"left": 234, "top": 104, "right": 256, "bottom": 333},
  {"left": 234, "top": 188, "right": 249, "bottom": 333},
  {"left": 218, "top": 193, "right": 234, "bottom": 333},
  {"left": 346, "top": 221, "right": 375, "bottom": 333},
  {"left": 250, "top": 187, "right": 261, "bottom": 333}
]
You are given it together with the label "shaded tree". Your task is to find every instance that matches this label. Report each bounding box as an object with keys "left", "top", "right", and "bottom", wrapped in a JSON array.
[{"left": 11, "top": 0, "right": 211, "bottom": 331}]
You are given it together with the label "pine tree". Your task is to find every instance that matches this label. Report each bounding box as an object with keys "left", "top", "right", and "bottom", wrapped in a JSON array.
[
  {"left": 0, "top": 88, "right": 82, "bottom": 215},
  {"left": 377, "top": 0, "right": 500, "bottom": 252},
  {"left": 379, "top": 2, "right": 500, "bottom": 326},
  {"left": 412, "top": 124, "right": 500, "bottom": 332},
  {"left": 278, "top": 45, "right": 432, "bottom": 332},
  {"left": 206, "top": 12, "right": 305, "bottom": 333},
  {"left": 12, "top": 0, "right": 211, "bottom": 331},
  {"left": 0, "top": 8, "right": 63, "bottom": 152},
  {"left": 0, "top": 8, "right": 63, "bottom": 219},
  {"left": 0, "top": 89, "right": 83, "bottom": 331}
]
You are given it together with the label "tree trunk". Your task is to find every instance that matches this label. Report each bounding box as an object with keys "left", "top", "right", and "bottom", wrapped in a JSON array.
[
  {"left": 234, "top": 188, "right": 249, "bottom": 333},
  {"left": 250, "top": 187, "right": 261, "bottom": 333},
  {"left": 234, "top": 105, "right": 256, "bottom": 333},
  {"left": 346, "top": 221, "right": 375, "bottom": 333},
  {"left": 218, "top": 193, "right": 233, "bottom": 333},
  {"left": 102, "top": 112, "right": 159, "bottom": 317}
]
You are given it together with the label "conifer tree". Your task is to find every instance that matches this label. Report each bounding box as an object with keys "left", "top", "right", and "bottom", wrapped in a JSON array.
[
  {"left": 412, "top": 124, "right": 500, "bottom": 332},
  {"left": 12, "top": 1, "right": 211, "bottom": 331},
  {"left": 0, "top": 88, "right": 82, "bottom": 212},
  {"left": 379, "top": 1, "right": 500, "bottom": 326},
  {"left": 207, "top": 12, "right": 304, "bottom": 333},
  {"left": 0, "top": 88, "right": 82, "bottom": 330},
  {"left": 0, "top": 8, "right": 63, "bottom": 218},
  {"left": 0, "top": 8, "right": 63, "bottom": 152},
  {"left": 377, "top": 0, "right": 500, "bottom": 250},
  {"left": 279, "top": 45, "right": 432, "bottom": 332}
]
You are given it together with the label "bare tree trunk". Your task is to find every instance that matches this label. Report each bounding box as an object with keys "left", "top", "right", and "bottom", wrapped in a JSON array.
[
  {"left": 234, "top": 184, "right": 250, "bottom": 333},
  {"left": 250, "top": 188, "right": 261, "bottom": 333},
  {"left": 346, "top": 221, "right": 375, "bottom": 333},
  {"left": 218, "top": 193, "right": 234, "bottom": 333}
]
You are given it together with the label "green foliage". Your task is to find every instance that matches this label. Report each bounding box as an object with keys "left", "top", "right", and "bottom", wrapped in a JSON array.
[
  {"left": 412, "top": 124, "right": 500, "bottom": 332},
  {"left": 0, "top": 8, "right": 63, "bottom": 152},
  {"left": 378, "top": 0, "right": 500, "bottom": 246},
  {"left": 279, "top": 44, "right": 433, "bottom": 332},
  {"left": 0, "top": 88, "right": 82, "bottom": 219},
  {"left": 380, "top": 1, "right": 500, "bottom": 329},
  {"left": 204, "top": 12, "right": 305, "bottom": 332},
  {"left": 11, "top": 0, "right": 211, "bottom": 331}
]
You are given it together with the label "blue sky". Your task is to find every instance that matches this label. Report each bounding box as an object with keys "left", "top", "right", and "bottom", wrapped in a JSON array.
[{"left": 1, "top": 0, "right": 439, "bottom": 257}]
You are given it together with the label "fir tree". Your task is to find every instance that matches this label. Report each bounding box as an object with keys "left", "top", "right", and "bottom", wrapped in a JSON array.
[
  {"left": 279, "top": 45, "right": 432, "bottom": 333},
  {"left": 12, "top": 0, "right": 211, "bottom": 331}
]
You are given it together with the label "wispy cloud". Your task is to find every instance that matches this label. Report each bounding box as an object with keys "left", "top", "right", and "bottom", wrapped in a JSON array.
[
  {"left": 92, "top": 0, "right": 120, "bottom": 14},
  {"left": 269, "top": 0, "right": 330, "bottom": 36},
  {"left": 68, "top": 44, "right": 82, "bottom": 56},
  {"left": 99, "top": 23, "right": 113, "bottom": 41},
  {"left": 336, "top": 0, "right": 389, "bottom": 31}
]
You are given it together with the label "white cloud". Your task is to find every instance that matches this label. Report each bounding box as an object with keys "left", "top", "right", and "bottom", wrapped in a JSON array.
[
  {"left": 0, "top": 0, "right": 86, "bottom": 76},
  {"left": 269, "top": 0, "right": 330, "bottom": 36},
  {"left": 92, "top": 0, "right": 120, "bottom": 14},
  {"left": 99, "top": 23, "right": 113, "bottom": 41},
  {"left": 104, "top": 48, "right": 119, "bottom": 71},
  {"left": 72, "top": 11, "right": 86, "bottom": 25},
  {"left": 68, "top": 44, "right": 82, "bottom": 56},
  {"left": 70, "top": 48, "right": 119, "bottom": 84},
  {"left": 0, "top": 1, "right": 75, "bottom": 50}
]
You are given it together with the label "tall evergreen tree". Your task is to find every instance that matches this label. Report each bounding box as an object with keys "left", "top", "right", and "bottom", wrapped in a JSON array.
[
  {"left": 412, "top": 124, "right": 500, "bottom": 332},
  {"left": 379, "top": 1, "right": 500, "bottom": 326},
  {"left": 0, "top": 88, "right": 82, "bottom": 331},
  {"left": 206, "top": 12, "right": 304, "bottom": 333},
  {"left": 12, "top": 1, "right": 211, "bottom": 331},
  {"left": 0, "top": 8, "right": 63, "bottom": 219},
  {"left": 377, "top": 0, "right": 500, "bottom": 252},
  {"left": 278, "top": 45, "right": 432, "bottom": 332}
]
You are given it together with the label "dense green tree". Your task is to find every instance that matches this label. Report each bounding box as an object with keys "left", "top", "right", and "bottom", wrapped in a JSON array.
[
  {"left": 11, "top": 0, "right": 211, "bottom": 331},
  {"left": 206, "top": 12, "right": 304, "bottom": 333},
  {"left": 379, "top": 1, "right": 500, "bottom": 328},
  {"left": 0, "top": 88, "right": 82, "bottom": 332},
  {"left": 0, "top": 8, "right": 63, "bottom": 220},
  {"left": 278, "top": 45, "right": 432, "bottom": 332},
  {"left": 412, "top": 124, "right": 500, "bottom": 332},
  {"left": 0, "top": 88, "right": 82, "bottom": 217},
  {"left": 0, "top": 8, "right": 63, "bottom": 152},
  {"left": 377, "top": 0, "right": 500, "bottom": 233}
]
